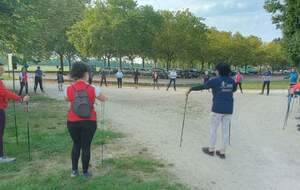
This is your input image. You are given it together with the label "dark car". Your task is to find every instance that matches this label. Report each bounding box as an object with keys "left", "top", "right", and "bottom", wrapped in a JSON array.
[
  {"left": 154, "top": 69, "right": 168, "bottom": 79},
  {"left": 184, "top": 69, "right": 201, "bottom": 78}
]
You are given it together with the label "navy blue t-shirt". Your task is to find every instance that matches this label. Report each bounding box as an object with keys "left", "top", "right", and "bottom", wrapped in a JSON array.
[{"left": 203, "top": 76, "right": 237, "bottom": 114}]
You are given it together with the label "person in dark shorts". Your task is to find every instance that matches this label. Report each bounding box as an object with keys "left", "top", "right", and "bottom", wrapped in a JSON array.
[{"left": 64, "top": 62, "right": 108, "bottom": 178}]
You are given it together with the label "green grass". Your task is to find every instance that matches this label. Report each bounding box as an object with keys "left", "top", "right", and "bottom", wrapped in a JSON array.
[
  {"left": 242, "top": 80, "right": 290, "bottom": 90},
  {"left": 0, "top": 95, "right": 188, "bottom": 190}
]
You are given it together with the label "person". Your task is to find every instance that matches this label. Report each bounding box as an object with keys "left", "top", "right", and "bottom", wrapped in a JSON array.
[
  {"left": 115, "top": 69, "right": 124, "bottom": 89},
  {"left": 57, "top": 68, "right": 64, "bottom": 91},
  {"left": 235, "top": 71, "right": 243, "bottom": 94},
  {"left": 18, "top": 67, "right": 29, "bottom": 95},
  {"left": 64, "top": 62, "right": 107, "bottom": 178},
  {"left": 100, "top": 68, "right": 107, "bottom": 87},
  {"left": 166, "top": 70, "right": 177, "bottom": 91},
  {"left": 34, "top": 66, "right": 44, "bottom": 93},
  {"left": 88, "top": 66, "right": 94, "bottom": 85},
  {"left": 152, "top": 70, "right": 159, "bottom": 90},
  {"left": 0, "top": 63, "right": 30, "bottom": 163},
  {"left": 287, "top": 68, "right": 298, "bottom": 86},
  {"left": 186, "top": 63, "right": 237, "bottom": 159},
  {"left": 133, "top": 69, "right": 140, "bottom": 89},
  {"left": 203, "top": 71, "right": 210, "bottom": 84},
  {"left": 261, "top": 69, "right": 272, "bottom": 96}
]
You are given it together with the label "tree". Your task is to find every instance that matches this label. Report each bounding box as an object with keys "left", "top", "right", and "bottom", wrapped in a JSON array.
[
  {"left": 206, "top": 29, "right": 232, "bottom": 67},
  {"left": 154, "top": 10, "right": 206, "bottom": 70},
  {"left": 264, "top": 0, "right": 300, "bottom": 66},
  {"left": 135, "top": 5, "right": 163, "bottom": 68}
]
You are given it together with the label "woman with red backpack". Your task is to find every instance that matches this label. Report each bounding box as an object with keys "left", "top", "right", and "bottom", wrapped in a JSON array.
[
  {"left": 235, "top": 71, "right": 243, "bottom": 94},
  {"left": 64, "top": 62, "right": 107, "bottom": 178}
]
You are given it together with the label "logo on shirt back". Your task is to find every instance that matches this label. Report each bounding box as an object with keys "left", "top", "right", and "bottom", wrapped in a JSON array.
[{"left": 221, "top": 81, "right": 233, "bottom": 92}]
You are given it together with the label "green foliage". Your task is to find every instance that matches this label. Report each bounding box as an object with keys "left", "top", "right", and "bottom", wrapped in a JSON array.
[{"left": 265, "top": 0, "right": 300, "bottom": 65}]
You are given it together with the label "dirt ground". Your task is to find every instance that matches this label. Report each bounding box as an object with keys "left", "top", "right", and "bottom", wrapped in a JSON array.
[{"left": 15, "top": 81, "right": 300, "bottom": 190}]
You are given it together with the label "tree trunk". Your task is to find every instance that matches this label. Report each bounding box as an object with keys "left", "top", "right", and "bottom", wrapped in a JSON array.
[
  {"left": 68, "top": 56, "right": 72, "bottom": 72},
  {"left": 259, "top": 65, "right": 262, "bottom": 74},
  {"left": 108, "top": 57, "right": 111, "bottom": 69},
  {"left": 131, "top": 58, "right": 134, "bottom": 68},
  {"left": 142, "top": 57, "right": 145, "bottom": 68},
  {"left": 103, "top": 57, "right": 107, "bottom": 68},
  {"left": 201, "top": 61, "right": 204, "bottom": 71},
  {"left": 244, "top": 65, "right": 247, "bottom": 74},
  {"left": 59, "top": 54, "right": 64, "bottom": 74},
  {"left": 119, "top": 57, "right": 122, "bottom": 70}
]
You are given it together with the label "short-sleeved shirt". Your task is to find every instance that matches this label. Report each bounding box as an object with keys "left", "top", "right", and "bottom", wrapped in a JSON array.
[
  {"left": 64, "top": 80, "right": 101, "bottom": 122},
  {"left": 35, "top": 70, "right": 43, "bottom": 78},
  {"left": 203, "top": 76, "right": 237, "bottom": 114}
]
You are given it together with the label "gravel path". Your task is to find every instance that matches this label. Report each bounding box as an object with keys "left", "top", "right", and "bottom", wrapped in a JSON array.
[{"left": 22, "top": 81, "right": 300, "bottom": 190}]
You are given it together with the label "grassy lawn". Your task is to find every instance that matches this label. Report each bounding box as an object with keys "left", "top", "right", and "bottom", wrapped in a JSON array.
[
  {"left": 0, "top": 96, "right": 188, "bottom": 190},
  {"left": 242, "top": 80, "right": 290, "bottom": 90}
]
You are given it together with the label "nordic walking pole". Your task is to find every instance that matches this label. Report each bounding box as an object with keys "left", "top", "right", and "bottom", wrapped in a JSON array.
[
  {"left": 179, "top": 94, "right": 189, "bottom": 147},
  {"left": 13, "top": 102, "right": 18, "bottom": 144},
  {"left": 25, "top": 102, "right": 31, "bottom": 160},
  {"left": 283, "top": 95, "right": 292, "bottom": 130},
  {"left": 290, "top": 95, "right": 295, "bottom": 113},
  {"left": 12, "top": 66, "right": 18, "bottom": 144}
]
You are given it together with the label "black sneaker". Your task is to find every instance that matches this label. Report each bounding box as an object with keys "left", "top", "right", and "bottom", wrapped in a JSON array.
[
  {"left": 202, "top": 147, "right": 214, "bottom": 156},
  {"left": 216, "top": 151, "right": 226, "bottom": 159},
  {"left": 83, "top": 171, "right": 92, "bottom": 178}
]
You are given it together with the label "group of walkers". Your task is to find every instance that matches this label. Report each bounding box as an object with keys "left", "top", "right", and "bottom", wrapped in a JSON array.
[{"left": 1, "top": 59, "right": 300, "bottom": 178}]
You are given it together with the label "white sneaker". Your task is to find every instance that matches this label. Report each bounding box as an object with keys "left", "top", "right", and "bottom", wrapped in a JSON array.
[{"left": 0, "top": 156, "right": 16, "bottom": 163}]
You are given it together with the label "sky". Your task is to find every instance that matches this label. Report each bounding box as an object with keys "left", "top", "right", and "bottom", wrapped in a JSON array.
[{"left": 137, "top": 0, "right": 282, "bottom": 42}]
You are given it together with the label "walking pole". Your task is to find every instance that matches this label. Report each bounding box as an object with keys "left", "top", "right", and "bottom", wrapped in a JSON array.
[
  {"left": 290, "top": 95, "right": 295, "bottom": 113},
  {"left": 283, "top": 95, "right": 292, "bottom": 130},
  {"left": 25, "top": 102, "right": 31, "bottom": 160},
  {"left": 12, "top": 66, "right": 18, "bottom": 144},
  {"left": 179, "top": 94, "right": 189, "bottom": 147}
]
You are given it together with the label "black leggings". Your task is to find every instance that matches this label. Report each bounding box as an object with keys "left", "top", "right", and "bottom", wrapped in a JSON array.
[
  {"left": 100, "top": 77, "right": 107, "bottom": 86},
  {"left": 167, "top": 79, "right": 176, "bottom": 91},
  {"left": 34, "top": 77, "right": 44, "bottom": 92},
  {"left": 117, "top": 78, "right": 122, "bottom": 88},
  {"left": 19, "top": 82, "right": 28, "bottom": 95},
  {"left": 262, "top": 81, "right": 270, "bottom": 95},
  {"left": 236, "top": 82, "right": 243, "bottom": 93},
  {"left": 67, "top": 121, "right": 97, "bottom": 173}
]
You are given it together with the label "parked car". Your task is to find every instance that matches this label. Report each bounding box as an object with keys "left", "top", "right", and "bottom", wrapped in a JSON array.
[{"left": 154, "top": 68, "right": 168, "bottom": 79}]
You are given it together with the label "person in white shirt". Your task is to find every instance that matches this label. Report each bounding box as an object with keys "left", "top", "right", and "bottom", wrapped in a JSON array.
[
  {"left": 115, "top": 69, "right": 124, "bottom": 88},
  {"left": 167, "top": 70, "right": 177, "bottom": 91}
]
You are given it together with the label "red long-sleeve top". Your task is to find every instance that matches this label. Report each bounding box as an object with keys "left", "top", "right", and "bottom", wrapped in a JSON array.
[
  {"left": 292, "top": 83, "right": 300, "bottom": 91},
  {"left": 0, "top": 80, "right": 22, "bottom": 109}
]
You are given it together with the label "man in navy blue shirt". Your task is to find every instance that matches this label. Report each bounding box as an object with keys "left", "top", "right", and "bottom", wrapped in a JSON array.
[
  {"left": 187, "top": 63, "right": 237, "bottom": 159},
  {"left": 260, "top": 69, "right": 272, "bottom": 96},
  {"left": 34, "top": 66, "right": 44, "bottom": 93}
]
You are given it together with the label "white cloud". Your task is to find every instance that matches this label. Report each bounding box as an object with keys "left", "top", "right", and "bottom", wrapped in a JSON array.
[{"left": 136, "top": 0, "right": 282, "bottom": 41}]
